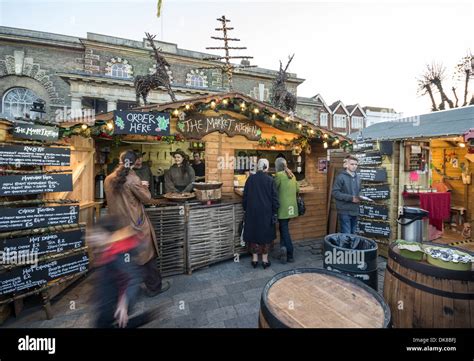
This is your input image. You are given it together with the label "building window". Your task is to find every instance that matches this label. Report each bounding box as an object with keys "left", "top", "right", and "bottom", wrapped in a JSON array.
[
  {"left": 111, "top": 63, "right": 129, "bottom": 78},
  {"left": 191, "top": 75, "right": 204, "bottom": 88},
  {"left": 106, "top": 57, "right": 133, "bottom": 78},
  {"left": 2, "top": 87, "right": 39, "bottom": 118},
  {"left": 333, "top": 114, "right": 347, "bottom": 128},
  {"left": 320, "top": 112, "right": 328, "bottom": 127},
  {"left": 352, "top": 116, "right": 364, "bottom": 129},
  {"left": 186, "top": 69, "right": 208, "bottom": 88}
]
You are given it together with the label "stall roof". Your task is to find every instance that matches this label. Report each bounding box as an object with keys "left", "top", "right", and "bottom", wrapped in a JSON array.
[
  {"left": 349, "top": 106, "right": 474, "bottom": 141},
  {"left": 67, "top": 91, "right": 348, "bottom": 141}
]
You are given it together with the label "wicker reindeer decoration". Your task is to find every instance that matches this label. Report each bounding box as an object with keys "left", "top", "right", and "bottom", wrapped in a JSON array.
[
  {"left": 270, "top": 54, "right": 297, "bottom": 113},
  {"left": 134, "top": 32, "right": 177, "bottom": 105}
]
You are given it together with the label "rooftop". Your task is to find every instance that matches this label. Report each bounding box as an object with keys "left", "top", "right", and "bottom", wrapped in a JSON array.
[{"left": 350, "top": 106, "right": 474, "bottom": 140}]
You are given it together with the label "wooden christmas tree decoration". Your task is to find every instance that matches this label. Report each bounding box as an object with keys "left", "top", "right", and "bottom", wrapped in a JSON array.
[{"left": 202, "top": 15, "right": 256, "bottom": 90}]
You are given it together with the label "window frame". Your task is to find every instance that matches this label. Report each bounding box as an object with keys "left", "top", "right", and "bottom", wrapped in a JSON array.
[
  {"left": 2, "top": 87, "right": 39, "bottom": 118},
  {"left": 110, "top": 63, "right": 129, "bottom": 78},
  {"left": 333, "top": 114, "right": 347, "bottom": 128},
  {"left": 319, "top": 112, "right": 328, "bottom": 127}
]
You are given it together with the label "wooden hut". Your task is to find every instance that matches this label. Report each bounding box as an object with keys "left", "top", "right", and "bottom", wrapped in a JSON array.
[{"left": 350, "top": 106, "right": 474, "bottom": 254}]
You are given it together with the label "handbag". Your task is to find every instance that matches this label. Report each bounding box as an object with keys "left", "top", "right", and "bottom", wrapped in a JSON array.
[{"left": 297, "top": 195, "right": 306, "bottom": 216}]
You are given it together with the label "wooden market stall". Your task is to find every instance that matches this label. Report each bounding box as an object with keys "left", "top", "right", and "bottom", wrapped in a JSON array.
[
  {"left": 65, "top": 92, "right": 349, "bottom": 275},
  {"left": 0, "top": 116, "right": 94, "bottom": 323},
  {"left": 349, "top": 106, "right": 474, "bottom": 328},
  {"left": 350, "top": 106, "right": 474, "bottom": 253}
]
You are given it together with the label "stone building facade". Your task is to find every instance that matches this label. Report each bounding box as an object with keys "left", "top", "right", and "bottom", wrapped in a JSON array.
[
  {"left": 0, "top": 27, "right": 303, "bottom": 123},
  {"left": 0, "top": 26, "right": 369, "bottom": 133}
]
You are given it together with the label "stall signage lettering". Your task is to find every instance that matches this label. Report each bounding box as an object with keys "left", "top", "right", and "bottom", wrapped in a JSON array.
[
  {"left": 360, "top": 185, "right": 390, "bottom": 200},
  {"left": 358, "top": 221, "right": 391, "bottom": 237},
  {"left": 177, "top": 114, "right": 262, "bottom": 141},
  {"left": 0, "top": 145, "right": 70, "bottom": 167},
  {"left": 0, "top": 253, "right": 89, "bottom": 296},
  {"left": 359, "top": 204, "right": 389, "bottom": 221},
  {"left": 355, "top": 152, "right": 383, "bottom": 166},
  {"left": 113, "top": 110, "right": 170, "bottom": 136},
  {"left": 0, "top": 206, "right": 79, "bottom": 231},
  {"left": 353, "top": 141, "right": 375, "bottom": 152},
  {"left": 357, "top": 168, "right": 387, "bottom": 182},
  {"left": 0, "top": 229, "right": 84, "bottom": 256},
  {"left": 13, "top": 124, "right": 59, "bottom": 141},
  {"left": 0, "top": 173, "right": 72, "bottom": 196}
]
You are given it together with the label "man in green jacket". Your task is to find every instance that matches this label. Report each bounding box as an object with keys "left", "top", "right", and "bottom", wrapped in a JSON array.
[{"left": 274, "top": 158, "right": 299, "bottom": 263}]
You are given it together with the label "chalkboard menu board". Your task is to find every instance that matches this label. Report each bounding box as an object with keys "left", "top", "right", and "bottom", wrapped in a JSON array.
[
  {"left": 359, "top": 204, "right": 389, "bottom": 221},
  {"left": 0, "top": 229, "right": 84, "bottom": 258},
  {"left": 355, "top": 152, "right": 382, "bottom": 166},
  {"left": 113, "top": 110, "right": 170, "bottom": 136},
  {"left": 0, "top": 145, "right": 70, "bottom": 167},
  {"left": 357, "top": 168, "right": 387, "bottom": 182},
  {"left": 360, "top": 185, "right": 390, "bottom": 200},
  {"left": 0, "top": 173, "right": 72, "bottom": 196},
  {"left": 12, "top": 124, "right": 59, "bottom": 141},
  {"left": 0, "top": 205, "right": 79, "bottom": 231},
  {"left": 0, "top": 253, "right": 89, "bottom": 296},
  {"left": 358, "top": 220, "right": 391, "bottom": 237}
]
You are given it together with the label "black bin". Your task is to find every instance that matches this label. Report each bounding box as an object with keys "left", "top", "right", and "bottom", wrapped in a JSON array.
[{"left": 323, "top": 233, "right": 379, "bottom": 290}]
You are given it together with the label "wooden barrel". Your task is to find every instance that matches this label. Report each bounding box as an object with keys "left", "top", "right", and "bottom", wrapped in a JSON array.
[
  {"left": 383, "top": 243, "right": 474, "bottom": 328},
  {"left": 259, "top": 268, "right": 391, "bottom": 328}
]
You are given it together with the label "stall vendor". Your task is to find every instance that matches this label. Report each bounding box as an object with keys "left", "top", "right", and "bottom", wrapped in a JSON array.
[
  {"left": 192, "top": 152, "right": 206, "bottom": 182},
  {"left": 133, "top": 150, "right": 153, "bottom": 192},
  {"left": 164, "top": 149, "right": 195, "bottom": 193}
]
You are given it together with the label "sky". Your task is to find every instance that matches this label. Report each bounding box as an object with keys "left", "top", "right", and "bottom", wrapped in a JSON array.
[{"left": 0, "top": 0, "right": 473, "bottom": 116}]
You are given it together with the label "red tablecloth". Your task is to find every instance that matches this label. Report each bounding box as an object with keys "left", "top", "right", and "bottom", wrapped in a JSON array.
[{"left": 418, "top": 192, "right": 451, "bottom": 230}]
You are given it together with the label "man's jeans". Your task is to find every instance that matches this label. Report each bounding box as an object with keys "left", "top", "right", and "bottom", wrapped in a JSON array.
[
  {"left": 338, "top": 214, "right": 358, "bottom": 234},
  {"left": 279, "top": 218, "right": 293, "bottom": 256}
]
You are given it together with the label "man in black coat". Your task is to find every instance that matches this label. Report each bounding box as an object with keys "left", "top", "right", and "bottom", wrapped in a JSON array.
[{"left": 242, "top": 158, "right": 279, "bottom": 269}]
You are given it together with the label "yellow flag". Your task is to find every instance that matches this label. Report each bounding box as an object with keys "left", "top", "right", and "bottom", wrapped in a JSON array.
[{"left": 157, "top": 0, "right": 162, "bottom": 17}]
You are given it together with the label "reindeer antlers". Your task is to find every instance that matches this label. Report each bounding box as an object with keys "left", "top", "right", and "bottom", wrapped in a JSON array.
[
  {"left": 283, "top": 54, "right": 295, "bottom": 72},
  {"left": 145, "top": 32, "right": 156, "bottom": 41},
  {"left": 279, "top": 54, "right": 295, "bottom": 73}
]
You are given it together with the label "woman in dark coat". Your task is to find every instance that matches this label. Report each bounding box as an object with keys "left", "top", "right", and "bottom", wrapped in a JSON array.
[{"left": 242, "top": 158, "right": 279, "bottom": 269}]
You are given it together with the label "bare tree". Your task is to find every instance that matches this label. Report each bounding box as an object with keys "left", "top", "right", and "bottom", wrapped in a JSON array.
[
  {"left": 419, "top": 51, "right": 472, "bottom": 112},
  {"left": 425, "top": 63, "right": 454, "bottom": 109},
  {"left": 454, "top": 52, "right": 472, "bottom": 106},
  {"left": 417, "top": 78, "right": 438, "bottom": 111}
]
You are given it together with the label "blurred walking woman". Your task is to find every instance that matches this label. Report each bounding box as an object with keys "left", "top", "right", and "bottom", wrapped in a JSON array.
[
  {"left": 274, "top": 158, "right": 299, "bottom": 263},
  {"left": 242, "top": 159, "right": 279, "bottom": 269},
  {"left": 105, "top": 150, "right": 168, "bottom": 297}
]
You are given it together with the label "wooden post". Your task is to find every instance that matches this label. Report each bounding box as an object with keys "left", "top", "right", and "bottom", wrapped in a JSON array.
[
  {"left": 0, "top": 119, "right": 13, "bottom": 142},
  {"left": 13, "top": 299, "right": 24, "bottom": 317},
  {"left": 40, "top": 290, "right": 53, "bottom": 320}
]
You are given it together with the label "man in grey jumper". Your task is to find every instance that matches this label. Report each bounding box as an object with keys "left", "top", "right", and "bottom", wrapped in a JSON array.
[{"left": 332, "top": 155, "right": 361, "bottom": 234}]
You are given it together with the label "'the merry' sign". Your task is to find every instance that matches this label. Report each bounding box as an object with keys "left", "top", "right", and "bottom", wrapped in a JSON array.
[
  {"left": 113, "top": 110, "right": 170, "bottom": 136},
  {"left": 177, "top": 113, "right": 262, "bottom": 140}
]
